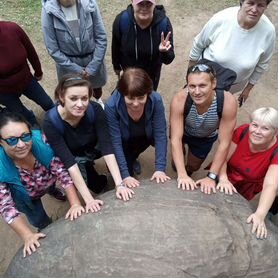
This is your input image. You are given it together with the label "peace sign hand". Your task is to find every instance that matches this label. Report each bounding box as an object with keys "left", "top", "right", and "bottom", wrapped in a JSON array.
[{"left": 159, "top": 31, "right": 172, "bottom": 52}]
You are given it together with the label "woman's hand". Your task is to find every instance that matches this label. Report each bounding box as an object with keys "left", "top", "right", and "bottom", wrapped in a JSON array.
[
  {"left": 196, "top": 177, "right": 217, "bottom": 194},
  {"left": 159, "top": 31, "right": 172, "bottom": 52},
  {"left": 177, "top": 175, "right": 197, "bottom": 191},
  {"left": 116, "top": 184, "right": 134, "bottom": 201},
  {"left": 123, "top": 176, "right": 140, "bottom": 188},
  {"left": 65, "top": 204, "right": 85, "bottom": 221},
  {"left": 247, "top": 213, "right": 267, "bottom": 239},
  {"left": 23, "top": 232, "right": 46, "bottom": 258},
  {"left": 217, "top": 179, "right": 237, "bottom": 195},
  {"left": 85, "top": 199, "right": 104, "bottom": 213},
  {"left": 150, "top": 171, "right": 171, "bottom": 184}
]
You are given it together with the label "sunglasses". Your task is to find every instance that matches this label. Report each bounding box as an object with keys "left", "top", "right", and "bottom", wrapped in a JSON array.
[
  {"left": 189, "top": 64, "right": 215, "bottom": 76},
  {"left": 0, "top": 133, "right": 32, "bottom": 147}
]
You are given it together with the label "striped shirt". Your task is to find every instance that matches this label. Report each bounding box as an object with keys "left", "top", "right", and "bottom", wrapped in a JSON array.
[{"left": 184, "top": 94, "right": 219, "bottom": 138}]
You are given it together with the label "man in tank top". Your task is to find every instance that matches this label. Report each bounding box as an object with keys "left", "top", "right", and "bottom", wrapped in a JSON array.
[{"left": 170, "top": 63, "right": 237, "bottom": 194}]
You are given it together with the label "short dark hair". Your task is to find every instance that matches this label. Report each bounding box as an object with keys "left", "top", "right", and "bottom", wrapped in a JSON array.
[
  {"left": 240, "top": 0, "right": 272, "bottom": 6},
  {"left": 0, "top": 111, "right": 31, "bottom": 137},
  {"left": 54, "top": 74, "right": 93, "bottom": 103},
  {"left": 117, "top": 68, "right": 153, "bottom": 97}
]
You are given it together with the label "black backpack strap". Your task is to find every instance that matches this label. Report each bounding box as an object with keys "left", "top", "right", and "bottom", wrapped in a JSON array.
[
  {"left": 86, "top": 102, "right": 95, "bottom": 123},
  {"left": 48, "top": 106, "right": 64, "bottom": 134},
  {"left": 183, "top": 93, "right": 193, "bottom": 119},
  {"left": 239, "top": 126, "right": 249, "bottom": 142},
  {"left": 270, "top": 147, "right": 278, "bottom": 161},
  {"left": 215, "top": 89, "right": 224, "bottom": 119}
]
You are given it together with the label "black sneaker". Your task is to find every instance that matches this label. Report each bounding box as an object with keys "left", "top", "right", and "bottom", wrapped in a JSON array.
[{"left": 48, "top": 187, "right": 67, "bottom": 201}]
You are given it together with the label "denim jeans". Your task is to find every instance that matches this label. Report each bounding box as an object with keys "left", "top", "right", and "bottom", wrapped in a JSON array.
[
  {"left": 0, "top": 77, "right": 54, "bottom": 126},
  {"left": 18, "top": 198, "right": 52, "bottom": 230},
  {"left": 122, "top": 137, "right": 153, "bottom": 176}
]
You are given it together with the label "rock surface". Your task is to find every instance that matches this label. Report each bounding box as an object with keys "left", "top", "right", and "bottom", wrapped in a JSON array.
[{"left": 5, "top": 180, "right": 278, "bottom": 278}]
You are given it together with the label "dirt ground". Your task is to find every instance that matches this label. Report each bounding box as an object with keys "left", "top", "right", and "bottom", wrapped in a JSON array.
[{"left": 0, "top": 0, "right": 278, "bottom": 275}]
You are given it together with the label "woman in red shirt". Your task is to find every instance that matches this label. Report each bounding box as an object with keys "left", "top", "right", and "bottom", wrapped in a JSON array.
[{"left": 218, "top": 107, "right": 278, "bottom": 239}]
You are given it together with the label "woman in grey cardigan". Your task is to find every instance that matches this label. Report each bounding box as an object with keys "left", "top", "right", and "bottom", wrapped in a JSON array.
[{"left": 42, "top": 0, "right": 107, "bottom": 106}]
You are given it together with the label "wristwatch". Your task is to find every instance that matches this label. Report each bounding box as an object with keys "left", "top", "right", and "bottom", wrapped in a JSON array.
[{"left": 207, "top": 171, "right": 219, "bottom": 183}]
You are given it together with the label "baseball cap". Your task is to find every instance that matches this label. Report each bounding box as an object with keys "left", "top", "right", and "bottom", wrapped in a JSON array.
[{"left": 133, "top": 0, "right": 156, "bottom": 5}]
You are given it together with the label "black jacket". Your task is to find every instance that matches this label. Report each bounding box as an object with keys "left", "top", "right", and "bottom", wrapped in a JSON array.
[{"left": 112, "top": 4, "right": 175, "bottom": 89}]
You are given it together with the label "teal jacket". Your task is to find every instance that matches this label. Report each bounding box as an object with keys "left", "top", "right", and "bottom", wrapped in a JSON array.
[{"left": 0, "top": 130, "right": 54, "bottom": 210}]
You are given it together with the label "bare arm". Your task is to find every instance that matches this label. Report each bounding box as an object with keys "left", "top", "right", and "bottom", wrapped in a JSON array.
[
  {"left": 68, "top": 164, "right": 103, "bottom": 212},
  {"left": 197, "top": 91, "right": 237, "bottom": 194},
  {"left": 170, "top": 89, "right": 187, "bottom": 177},
  {"left": 209, "top": 92, "right": 237, "bottom": 175},
  {"left": 247, "top": 165, "right": 278, "bottom": 239},
  {"left": 170, "top": 89, "right": 197, "bottom": 190},
  {"left": 10, "top": 216, "right": 46, "bottom": 257}
]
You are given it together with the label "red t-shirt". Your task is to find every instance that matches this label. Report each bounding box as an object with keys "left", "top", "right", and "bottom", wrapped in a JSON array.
[{"left": 227, "top": 124, "right": 278, "bottom": 200}]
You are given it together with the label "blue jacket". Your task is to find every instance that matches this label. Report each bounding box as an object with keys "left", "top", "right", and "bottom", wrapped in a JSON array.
[
  {"left": 105, "top": 90, "right": 167, "bottom": 178},
  {"left": 0, "top": 130, "right": 54, "bottom": 210}
]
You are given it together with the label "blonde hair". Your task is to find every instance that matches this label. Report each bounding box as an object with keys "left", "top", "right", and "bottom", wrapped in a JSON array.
[{"left": 250, "top": 107, "right": 278, "bottom": 130}]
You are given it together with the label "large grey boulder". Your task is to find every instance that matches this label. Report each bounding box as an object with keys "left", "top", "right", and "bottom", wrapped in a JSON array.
[{"left": 5, "top": 180, "right": 278, "bottom": 278}]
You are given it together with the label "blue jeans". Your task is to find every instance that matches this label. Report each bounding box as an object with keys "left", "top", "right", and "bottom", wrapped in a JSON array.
[
  {"left": 18, "top": 198, "right": 52, "bottom": 230},
  {"left": 0, "top": 77, "right": 54, "bottom": 126},
  {"left": 122, "top": 137, "right": 153, "bottom": 176}
]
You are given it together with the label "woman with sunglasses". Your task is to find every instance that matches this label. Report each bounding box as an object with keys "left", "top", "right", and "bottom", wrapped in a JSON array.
[
  {"left": 188, "top": 0, "right": 275, "bottom": 105},
  {"left": 170, "top": 63, "right": 237, "bottom": 194},
  {"left": 217, "top": 107, "right": 278, "bottom": 239},
  {"left": 0, "top": 112, "right": 86, "bottom": 257},
  {"left": 112, "top": 0, "right": 174, "bottom": 90},
  {"left": 43, "top": 75, "right": 134, "bottom": 202},
  {"left": 105, "top": 68, "right": 170, "bottom": 188}
]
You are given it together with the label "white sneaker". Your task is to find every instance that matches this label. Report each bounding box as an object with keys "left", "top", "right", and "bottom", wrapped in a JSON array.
[{"left": 95, "top": 98, "right": 105, "bottom": 109}]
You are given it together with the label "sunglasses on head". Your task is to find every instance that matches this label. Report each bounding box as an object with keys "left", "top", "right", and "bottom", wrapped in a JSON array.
[
  {"left": 189, "top": 64, "right": 215, "bottom": 76},
  {"left": 0, "top": 133, "right": 32, "bottom": 147}
]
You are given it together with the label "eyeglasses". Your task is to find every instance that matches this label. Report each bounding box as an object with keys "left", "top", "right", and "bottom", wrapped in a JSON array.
[
  {"left": 0, "top": 133, "right": 32, "bottom": 147},
  {"left": 189, "top": 64, "right": 215, "bottom": 76}
]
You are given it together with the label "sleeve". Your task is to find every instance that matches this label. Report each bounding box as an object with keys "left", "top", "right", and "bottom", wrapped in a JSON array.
[
  {"left": 49, "top": 157, "right": 74, "bottom": 189},
  {"left": 248, "top": 29, "right": 276, "bottom": 85},
  {"left": 105, "top": 101, "right": 130, "bottom": 179},
  {"left": 160, "top": 17, "right": 175, "bottom": 65},
  {"left": 43, "top": 114, "right": 77, "bottom": 169},
  {"left": 152, "top": 95, "right": 167, "bottom": 171},
  {"left": 232, "top": 124, "right": 249, "bottom": 144},
  {"left": 188, "top": 14, "right": 218, "bottom": 61},
  {"left": 85, "top": 1, "right": 108, "bottom": 76},
  {"left": 0, "top": 182, "right": 20, "bottom": 224},
  {"left": 111, "top": 13, "right": 122, "bottom": 71},
  {"left": 16, "top": 24, "right": 43, "bottom": 77},
  {"left": 41, "top": 7, "right": 83, "bottom": 73},
  {"left": 93, "top": 103, "right": 114, "bottom": 155}
]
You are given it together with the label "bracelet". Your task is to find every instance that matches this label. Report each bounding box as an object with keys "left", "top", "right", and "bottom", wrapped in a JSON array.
[{"left": 116, "top": 182, "right": 126, "bottom": 188}]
